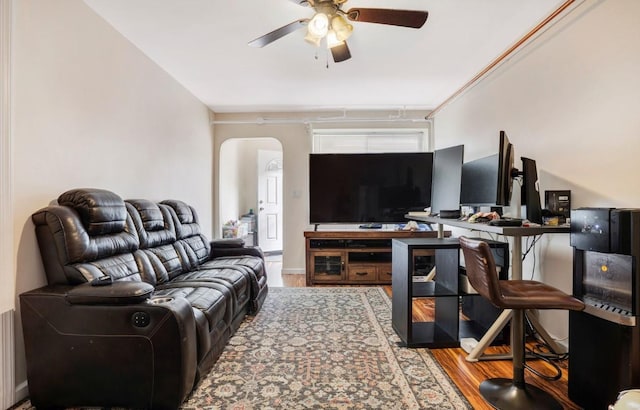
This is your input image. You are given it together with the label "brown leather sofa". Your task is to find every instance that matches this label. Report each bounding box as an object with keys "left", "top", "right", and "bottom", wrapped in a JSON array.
[{"left": 20, "top": 188, "right": 268, "bottom": 409}]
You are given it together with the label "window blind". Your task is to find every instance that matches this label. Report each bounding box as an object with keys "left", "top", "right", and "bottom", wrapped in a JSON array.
[{"left": 312, "top": 128, "right": 429, "bottom": 153}]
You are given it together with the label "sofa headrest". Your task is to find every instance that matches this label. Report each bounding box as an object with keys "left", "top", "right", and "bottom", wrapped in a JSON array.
[
  {"left": 161, "top": 200, "right": 195, "bottom": 224},
  {"left": 125, "top": 200, "right": 177, "bottom": 248},
  {"left": 127, "top": 199, "right": 165, "bottom": 231},
  {"left": 58, "top": 189, "right": 128, "bottom": 236},
  {"left": 161, "top": 200, "right": 202, "bottom": 240}
]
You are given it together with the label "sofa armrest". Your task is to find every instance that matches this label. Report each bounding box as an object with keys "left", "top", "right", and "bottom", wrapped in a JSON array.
[
  {"left": 66, "top": 281, "right": 154, "bottom": 305},
  {"left": 210, "top": 245, "right": 264, "bottom": 260},
  {"left": 211, "top": 238, "right": 245, "bottom": 248},
  {"left": 20, "top": 285, "right": 197, "bottom": 409}
]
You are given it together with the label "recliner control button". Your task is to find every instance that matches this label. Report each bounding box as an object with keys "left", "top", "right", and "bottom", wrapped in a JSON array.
[{"left": 131, "top": 311, "right": 150, "bottom": 327}]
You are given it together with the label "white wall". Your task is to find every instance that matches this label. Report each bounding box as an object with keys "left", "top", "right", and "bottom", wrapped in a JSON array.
[
  {"left": 212, "top": 112, "right": 430, "bottom": 274},
  {"left": 0, "top": 0, "right": 13, "bottom": 315},
  {"left": 433, "top": 0, "right": 640, "bottom": 341},
  {"left": 10, "top": 0, "right": 213, "bottom": 403}
]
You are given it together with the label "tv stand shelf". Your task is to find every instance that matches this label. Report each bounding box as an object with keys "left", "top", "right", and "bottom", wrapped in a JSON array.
[{"left": 304, "top": 230, "right": 445, "bottom": 286}]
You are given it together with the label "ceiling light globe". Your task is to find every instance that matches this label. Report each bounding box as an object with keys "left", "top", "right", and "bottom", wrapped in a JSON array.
[
  {"left": 331, "top": 15, "right": 353, "bottom": 41},
  {"left": 308, "top": 13, "right": 329, "bottom": 37},
  {"left": 304, "top": 30, "right": 322, "bottom": 47},
  {"left": 326, "top": 30, "right": 344, "bottom": 49}
]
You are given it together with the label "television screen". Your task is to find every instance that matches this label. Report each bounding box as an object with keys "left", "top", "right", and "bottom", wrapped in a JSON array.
[
  {"left": 309, "top": 153, "right": 433, "bottom": 224},
  {"left": 430, "top": 145, "right": 464, "bottom": 215}
]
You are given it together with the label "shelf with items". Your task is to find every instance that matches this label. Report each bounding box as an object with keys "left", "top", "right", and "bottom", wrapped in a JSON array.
[
  {"left": 304, "top": 230, "right": 445, "bottom": 286},
  {"left": 240, "top": 210, "right": 257, "bottom": 246}
]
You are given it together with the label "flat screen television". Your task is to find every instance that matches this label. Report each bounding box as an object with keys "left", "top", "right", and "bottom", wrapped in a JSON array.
[
  {"left": 460, "top": 131, "right": 514, "bottom": 207},
  {"left": 430, "top": 145, "right": 464, "bottom": 215},
  {"left": 309, "top": 153, "right": 433, "bottom": 224}
]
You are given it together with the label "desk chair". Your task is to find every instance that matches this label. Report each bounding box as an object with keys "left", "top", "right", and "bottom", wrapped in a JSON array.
[{"left": 459, "top": 236, "right": 584, "bottom": 410}]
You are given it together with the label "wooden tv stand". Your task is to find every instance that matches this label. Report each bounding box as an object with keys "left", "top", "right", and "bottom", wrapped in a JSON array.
[{"left": 304, "top": 230, "right": 444, "bottom": 286}]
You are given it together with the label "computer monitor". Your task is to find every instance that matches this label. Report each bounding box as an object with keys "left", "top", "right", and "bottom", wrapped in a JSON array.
[
  {"left": 497, "top": 131, "right": 515, "bottom": 206},
  {"left": 460, "top": 154, "right": 500, "bottom": 207},
  {"left": 459, "top": 131, "right": 515, "bottom": 209},
  {"left": 521, "top": 157, "right": 543, "bottom": 224},
  {"left": 430, "top": 145, "right": 464, "bottom": 215}
]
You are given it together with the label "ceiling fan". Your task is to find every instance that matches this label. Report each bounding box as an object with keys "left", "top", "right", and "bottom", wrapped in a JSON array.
[{"left": 248, "top": 0, "right": 428, "bottom": 63}]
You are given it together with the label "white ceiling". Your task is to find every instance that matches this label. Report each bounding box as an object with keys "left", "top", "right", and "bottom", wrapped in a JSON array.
[{"left": 83, "top": 0, "right": 564, "bottom": 113}]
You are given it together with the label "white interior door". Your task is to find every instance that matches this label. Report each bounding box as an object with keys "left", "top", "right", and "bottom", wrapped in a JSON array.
[{"left": 257, "top": 149, "right": 283, "bottom": 253}]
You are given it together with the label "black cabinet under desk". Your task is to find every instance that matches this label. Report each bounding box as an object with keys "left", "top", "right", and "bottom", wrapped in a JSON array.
[
  {"left": 392, "top": 238, "right": 460, "bottom": 348},
  {"left": 391, "top": 237, "right": 510, "bottom": 348}
]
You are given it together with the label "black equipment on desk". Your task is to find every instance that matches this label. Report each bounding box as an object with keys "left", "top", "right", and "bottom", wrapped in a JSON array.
[{"left": 569, "top": 208, "right": 640, "bottom": 410}]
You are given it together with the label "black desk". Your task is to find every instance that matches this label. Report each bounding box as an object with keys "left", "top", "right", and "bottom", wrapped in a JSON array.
[{"left": 405, "top": 214, "right": 570, "bottom": 361}]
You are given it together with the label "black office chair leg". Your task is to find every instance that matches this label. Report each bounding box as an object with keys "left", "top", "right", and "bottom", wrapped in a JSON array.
[{"left": 478, "top": 309, "right": 563, "bottom": 410}]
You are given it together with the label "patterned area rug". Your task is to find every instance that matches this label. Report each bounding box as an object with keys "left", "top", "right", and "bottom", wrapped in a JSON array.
[
  {"left": 181, "top": 287, "right": 470, "bottom": 409},
  {"left": 12, "top": 287, "right": 470, "bottom": 409}
]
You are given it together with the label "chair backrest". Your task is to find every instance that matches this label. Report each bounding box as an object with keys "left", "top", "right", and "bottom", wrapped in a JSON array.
[
  {"left": 161, "top": 200, "right": 211, "bottom": 264},
  {"left": 459, "top": 236, "right": 504, "bottom": 307}
]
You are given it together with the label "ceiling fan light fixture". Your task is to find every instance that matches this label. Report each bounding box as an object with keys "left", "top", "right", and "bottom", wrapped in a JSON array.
[
  {"left": 326, "top": 29, "right": 344, "bottom": 49},
  {"left": 249, "top": 3, "right": 428, "bottom": 64},
  {"left": 331, "top": 15, "right": 353, "bottom": 41},
  {"left": 308, "top": 12, "right": 329, "bottom": 37},
  {"left": 304, "top": 30, "right": 322, "bottom": 47}
]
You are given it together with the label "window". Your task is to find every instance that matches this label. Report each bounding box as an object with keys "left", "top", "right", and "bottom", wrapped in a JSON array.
[{"left": 312, "top": 128, "right": 429, "bottom": 153}]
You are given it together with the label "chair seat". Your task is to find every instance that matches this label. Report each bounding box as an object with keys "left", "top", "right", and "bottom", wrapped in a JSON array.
[{"left": 497, "top": 280, "right": 586, "bottom": 311}]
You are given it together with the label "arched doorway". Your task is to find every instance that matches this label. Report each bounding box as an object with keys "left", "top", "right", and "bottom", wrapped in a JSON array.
[{"left": 218, "top": 137, "right": 283, "bottom": 254}]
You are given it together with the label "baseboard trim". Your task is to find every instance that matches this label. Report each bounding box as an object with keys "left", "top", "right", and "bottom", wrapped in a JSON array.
[
  {"left": 14, "top": 380, "right": 28, "bottom": 404},
  {"left": 281, "top": 268, "right": 305, "bottom": 275},
  {"left": 1, "top": 309, "right": 15, "bottom": 409}
]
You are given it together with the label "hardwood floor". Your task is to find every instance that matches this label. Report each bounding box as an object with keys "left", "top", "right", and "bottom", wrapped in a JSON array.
[{"left": 266, "top": 258, "right": 581, "bottom": 409}]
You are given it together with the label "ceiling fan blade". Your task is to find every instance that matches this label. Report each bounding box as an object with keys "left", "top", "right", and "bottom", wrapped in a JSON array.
[
  {"left": 248, "top": 19, "right": 308, "bottom": 48},
  {"left": 346, "top": 8, "right": 428, "bottom": 29},
  {"left": 288, "top": 0, "right": 313, "bottom": 7},
  {"left": 331, "top": 41, "right": 351, "bottom": 63}
]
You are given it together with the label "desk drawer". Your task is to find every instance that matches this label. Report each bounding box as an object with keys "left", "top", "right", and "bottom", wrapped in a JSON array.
[
  {"left": 347, "top": 265, "right": 377, "bottom": 281},
  {"left": 377, "top": 264, "right": 393, "bottom": 282}
]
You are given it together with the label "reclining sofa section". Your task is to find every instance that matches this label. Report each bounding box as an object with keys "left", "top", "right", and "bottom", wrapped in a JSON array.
[{"left": 20, "top": 188, "right": 268, "bottom": 409}]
